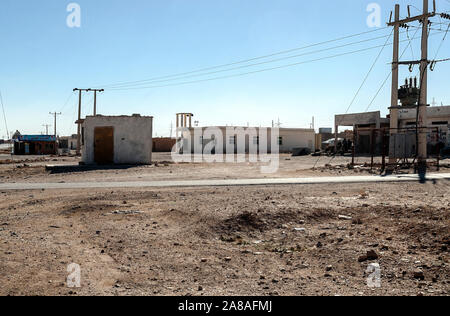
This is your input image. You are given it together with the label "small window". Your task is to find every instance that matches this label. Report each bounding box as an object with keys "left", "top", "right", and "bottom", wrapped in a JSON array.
[
  {"left": 278, "top": 137, "right": 283, "bottom": 146},
  {"left": 432, "top": 121, "right": 448, "bottom": 126}
]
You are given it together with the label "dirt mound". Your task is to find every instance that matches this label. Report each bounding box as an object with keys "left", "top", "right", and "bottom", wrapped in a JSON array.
[
  {"left": 221, "top": 211, "right": 266, "bottom": 232},
  {"left": 59, "top": 202, "right": 117, "bottom": 216},
  {"left": 216, "top": 208, "right": 319, "bottom": 234}
]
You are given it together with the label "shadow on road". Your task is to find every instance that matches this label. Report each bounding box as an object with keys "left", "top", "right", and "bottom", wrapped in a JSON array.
[{"left": 45, "top": 164, "right": 146, "bottom": 174}]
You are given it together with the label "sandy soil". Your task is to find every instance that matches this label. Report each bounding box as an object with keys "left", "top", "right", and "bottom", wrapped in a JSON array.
[
  {"left": 0, "top": 153, "right": 449, "bottom": 184},
  {"left": 0, "top": 180, "right": 448, "bottom": 296}
]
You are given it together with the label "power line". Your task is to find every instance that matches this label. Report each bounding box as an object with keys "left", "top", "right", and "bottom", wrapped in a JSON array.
[
  {"left": 108, "top": 32, "right": 443, "bottom": 91},
  {"left": 344, "top": 29, "right": 394, "bottom": 115},
  {"left": 0, "top": 89, "right": 10, "bottom": 140},
  {"left": 96, "top": 27, "right": 390, "bottom": 89},
  {"left": 365, "top": 27, "right": 421, "bottom": 112},
  {"left": 364, "top": 26, "right": 450, "bottom": 113},
  {"left": 107, "top": 32, "right": 399, "bottom": 90},
  {"left": 432, "top": 22, "right": 450, "bottom": 61},
  {"left": 59, "top": 91, "right": 76, "bottom": 113}
]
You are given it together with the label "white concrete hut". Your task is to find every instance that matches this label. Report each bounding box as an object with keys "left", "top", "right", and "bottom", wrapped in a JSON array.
[{"left": 81, "top": 114, "right": 153, "bottom": 165}]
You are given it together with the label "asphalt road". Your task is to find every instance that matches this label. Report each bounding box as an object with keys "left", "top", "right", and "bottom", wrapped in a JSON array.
[{"left": 0, "top": 173, "right": 449, "bottom": 190}]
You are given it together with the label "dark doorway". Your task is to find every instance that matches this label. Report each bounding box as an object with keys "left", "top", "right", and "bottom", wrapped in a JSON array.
[{"left": 94, "top": 127, "right": 114, "bottom": 164}]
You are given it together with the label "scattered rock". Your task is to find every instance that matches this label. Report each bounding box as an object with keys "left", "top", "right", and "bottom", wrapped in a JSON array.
[
  {"left": 352, "top": 218, "right": 363, "bottom": 225},
  {"left": 358, "top": 250, "right": 379, "bottom": 262},
  {"left": 296, "top": 264, "right": 309, "bottom": 269},
  {"left": 111, "top": 210, "right": 143, "bottom": 215},
  {"left": 338, "top": 215, "right": 353, "bottom": 220},
  {"left": 413, "top": 270, "right": 425, "bottom": 281}
]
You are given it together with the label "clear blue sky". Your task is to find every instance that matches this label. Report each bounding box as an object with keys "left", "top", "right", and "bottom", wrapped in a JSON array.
[{"left": 0, "top": 0, "right": 449, "bottom": 138}]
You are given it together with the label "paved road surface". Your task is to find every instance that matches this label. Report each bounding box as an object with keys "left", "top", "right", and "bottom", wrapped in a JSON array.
[{"left": 0, "top": 173, "right": 449, "bottom": 190}]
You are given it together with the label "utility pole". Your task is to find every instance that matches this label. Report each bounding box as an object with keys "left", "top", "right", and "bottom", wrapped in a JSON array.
[
  {"left": 42, "top": 124, "right": 51, "bottom": 135},
  {"left": 73, "top": 88, "right": 90, "bottom": 156},
  {"left": 388, "top": 4, "right": 400, "bottom": 165},
  {"left": 388, "top": 0, "right": 436, "bottom": 168},
  {"left": 49, "top": 112, "right": 62, "bottom": 137},
  {"left": 87, "top": 89, "right": 104, "bottom": 115},
  {"left": 418, "top": 0, "right": 430, "bottom": 167}
]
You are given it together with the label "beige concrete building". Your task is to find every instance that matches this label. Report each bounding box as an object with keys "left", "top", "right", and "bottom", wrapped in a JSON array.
[
  {"left": 334, "top": 106, "right": 450, "bottom": 155},
  {"left": 81, "top": 115, "right": 153, "bottom": 165},
  {"left": 398, "top": 106, "right": 450, "bottom": 132},
  {"left": 180, "top": 126, "right": 315, "bottom": 154},
  {"left": 58, "top": 134, "right": 78, "bottom": 153}
]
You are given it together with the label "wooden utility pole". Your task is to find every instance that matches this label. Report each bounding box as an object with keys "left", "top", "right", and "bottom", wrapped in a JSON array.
[
  {"left": 388, "top": 4, "right": 400, "bottom": 164},
  {"left": 418, "top": 0, "right": 430, "bottom": 166},
  {"left": 73, "top": 88, "right": 90, "bottom": 156},
  {"left": 388, "top": 0, "right": 436, "bottom": 167},
  {"left": 49, "top": 112, "right": 62, "bottom": 137},
  {"left": 42, "top": 124, "right": 51, "bottom": 135},
  {"left": 88, "top": 89, "right": 104, "bottom": 116}
]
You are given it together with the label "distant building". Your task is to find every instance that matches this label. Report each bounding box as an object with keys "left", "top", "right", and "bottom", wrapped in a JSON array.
[
  {"left": 319, "top": 128, "right": 333, "bottom": 134},
  {"left": 80, "top": 115, "right": 153, "bottom": 165},
  {"left": 13, "top": 135, "right": 57, "bottom": 155},
  {"left": 153, "top": 137, "right": 176, "bottom": 152},
  {"left": 58, "top": 134, "right": 78, "bottom": 154},
  {"left": 59, "top": 134, "right": 78, "bottom": 150},
  {"left": 180, "top": 126, "right": 315, "bottom": 154},
  {"left": 335, "top": 106, "right": 450, "bottom": 156},
  {"left": 12, "top": 130, "right": 21, "bottom": 140}
]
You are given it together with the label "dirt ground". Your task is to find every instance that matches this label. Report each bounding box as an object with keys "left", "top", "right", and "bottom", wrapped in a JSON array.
[
  {"left": 0, "top": 154, "right": 449, "bottom": 296},
  {"left": 0, "top": 153, "right": 449, "bottom": 184}
]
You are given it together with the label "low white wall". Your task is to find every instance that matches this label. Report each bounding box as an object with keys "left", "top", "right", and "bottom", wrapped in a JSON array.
[
  {"left": 182, "top": 127, "right": 315, "bottom": 153},
  {"left": 279, "top": 129, "right": 315, "bottom": 152},
  {"left": 82, "top": 115, "right": 153, "bottom": 164}
]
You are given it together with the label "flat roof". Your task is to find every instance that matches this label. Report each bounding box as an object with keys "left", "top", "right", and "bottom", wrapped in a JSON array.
[
  {"left": 186, "top": 126, "right": 314, "bottom": 131},
  {"left": 84, "top": 114, "right": 154, "bottom": 118},
  {"left": 17, "top": 135, "right": 56, "bottom": 142}
]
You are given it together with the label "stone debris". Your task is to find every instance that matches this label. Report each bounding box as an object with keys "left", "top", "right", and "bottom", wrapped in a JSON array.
[
  {"left": 358, "top": 250, "right": 379, "bottom": 262},
  {"left": 413, "top": 270, "right": 425, "bottom": 280},
  {"left": 111, "top": 210, "right": 143, "bottom": 215}
]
